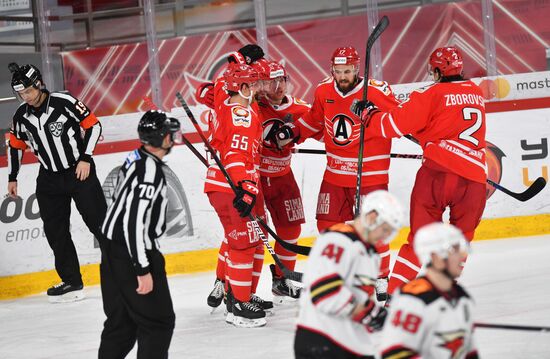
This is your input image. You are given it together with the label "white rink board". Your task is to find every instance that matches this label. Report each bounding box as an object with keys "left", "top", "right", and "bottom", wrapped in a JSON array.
[{"left": 0, "top": 106, "right": 549, "bottom": 276}]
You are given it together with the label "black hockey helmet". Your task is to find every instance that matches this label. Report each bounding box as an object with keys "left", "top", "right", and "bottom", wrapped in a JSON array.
[
  {"left": 138, "top": 110, "right": 181, "bottom": 147},
  {"left": 9, "top": 62, "right": 42, "bottom": 92}
]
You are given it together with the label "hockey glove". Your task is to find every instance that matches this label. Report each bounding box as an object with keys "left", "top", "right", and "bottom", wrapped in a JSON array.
[
  {"left": 351, "top": 299, "right": 387, "bottom": 332},
  {"left": 195, "top": 82, "right": 215, "bottom": 109},
  {"left": 275, "top": 122, "right": 300, "bottom": 149},
  {"left": 233, "top": 180, "right": 259, "bottom": 218},
  {"left": 350, "top": 100, "right": 380, "bottom": 125},
  {"left": 227, "top": 44, "right": 265, "bottom": 65}
]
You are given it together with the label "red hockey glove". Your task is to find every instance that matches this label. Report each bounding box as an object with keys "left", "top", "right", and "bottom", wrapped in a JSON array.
[
  {"left": 233, "top": 180, "right": 259, "bottom": 218},
  {"left": 195, "top": 82, "right": 215, "bottom": 109}
]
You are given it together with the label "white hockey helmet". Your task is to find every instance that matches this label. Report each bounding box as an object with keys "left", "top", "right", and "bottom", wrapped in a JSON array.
[
  {"left": 360, "top": 190, "right": 404, "bottom": 243},
  {"left": 414, "top": 223, "right": 470, "bottom": 266}
]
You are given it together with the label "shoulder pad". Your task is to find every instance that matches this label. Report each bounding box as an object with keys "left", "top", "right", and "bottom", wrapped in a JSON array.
[
  {"left": 400, "top": 278, "right": 440, "bottom": 305},
  {"left": 368, "top": 79, "right": 392, "bottom": 96},
  {"left": 324, "top": 223, "right": 361, "bottom": 242},
  {"left": 318, "top": 76, "right": 333, "bottom": 86},
  {"left": 293, "top": 97, "right": 311, "bottom": 107},
  {"left": 231, "top": 106, "right": 251, "bottom": 128}
]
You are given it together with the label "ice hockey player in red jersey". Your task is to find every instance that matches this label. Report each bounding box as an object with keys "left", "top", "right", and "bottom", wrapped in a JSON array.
[
  {"left": 355, "top": 46, "right": 487, "bottom": 296},
  {"left": 198, "top": 45, "right": 272, "bottom": 312},
  {"left": 380, "top": 223, "right": 479, "bottom": 359},
  {"left": 256, "top": 60, "right": 311, "bottom": 303},
  {"left": 276, "top": 46, "right": 399, "bottom": 300},
  {"left": 203, "top": 62, "right": 272, "bottom": 327},
  {"left": 294, "top": 190, "right": 404, "bottom": 359}
]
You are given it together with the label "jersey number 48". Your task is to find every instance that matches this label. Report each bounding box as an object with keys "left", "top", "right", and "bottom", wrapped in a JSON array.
[{"left": 391, "top": 310, "right": 422, "bottom": 334}]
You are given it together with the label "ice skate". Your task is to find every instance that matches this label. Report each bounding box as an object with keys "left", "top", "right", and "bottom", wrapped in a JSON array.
[
  {"left": 47, "top": 282, "right": 85, "bottom": 303},
  {"left": 225, "top": 289, "right": 234, "bottom": 324},
  {"left": 251, "top": 293, "right": 274, "bottom": 315},
  {"left": 207, "top": 278, "right": 225, "bottom": 312},
  {"left": 231, "top": 300, "right": 267, "bottom": 328},
  {"left": 270, "top": 264, "right": 301, "bottom": 304}
]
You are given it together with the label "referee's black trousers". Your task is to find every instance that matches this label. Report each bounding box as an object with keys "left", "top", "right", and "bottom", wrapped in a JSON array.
[
  {"left": 98, "top": 240, "right": 175, "bottom": 359},
  {"left": 35, "top": 161, "right": 107, "bottom": 286}
]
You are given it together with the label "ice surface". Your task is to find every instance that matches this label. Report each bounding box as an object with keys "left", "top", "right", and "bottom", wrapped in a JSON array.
[{"left": 1, "top": 235, "right": 549, "bottom": 358}]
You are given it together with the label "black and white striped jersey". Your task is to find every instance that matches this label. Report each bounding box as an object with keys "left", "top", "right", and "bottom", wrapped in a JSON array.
[
  {"left": 7, "top": 90, "right": 102, "bottom": 181},
  {"left": 101, "top": 147, "right": 168, "bottom": 275}
]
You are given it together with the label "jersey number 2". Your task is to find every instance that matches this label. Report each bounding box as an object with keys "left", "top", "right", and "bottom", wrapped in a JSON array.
[{"left": 459, "top": 107, "right": 482, "bottom": 146}]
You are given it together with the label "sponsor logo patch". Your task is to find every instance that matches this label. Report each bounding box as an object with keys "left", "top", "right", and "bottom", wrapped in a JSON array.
[{"left": 232, "top": 107, "right": 251, "bottom": 127}]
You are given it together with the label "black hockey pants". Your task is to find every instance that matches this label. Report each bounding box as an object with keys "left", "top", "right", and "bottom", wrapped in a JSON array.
[
  {"left": 35, "top": 160, "right": 107, "bottom": 286},
  {"left": 98, "top": 239, "right": 175, "bottom": 359}
]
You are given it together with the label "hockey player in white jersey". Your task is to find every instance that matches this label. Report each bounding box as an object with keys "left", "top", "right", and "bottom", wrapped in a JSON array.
[
  {"left": 380, "top": 223, "right": 479, "bottom": 359},
  {"left": 294, "top": 190, "right": 404, "bottom": 359}
]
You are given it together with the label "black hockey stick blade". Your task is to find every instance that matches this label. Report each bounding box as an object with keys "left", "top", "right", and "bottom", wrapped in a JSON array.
[
  {"left": 475, "top": 322, "right": 550, "bottom": 332},
  {"left": 404, "top": 134, "right": 546, "bottom": 202},
  {"left": 366, "top": 15, "right": 390, "bottom": 52},
  {"left": 487, "top": 176, "right": 547, "bottom": 202},
  {"left": 255, "top": 216, "right": 311, "bottom": 256}
]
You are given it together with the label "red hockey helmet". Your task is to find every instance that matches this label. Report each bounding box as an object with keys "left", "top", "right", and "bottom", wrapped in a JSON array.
[
  {"left": 267, "top": 61, "right": 287, "bottom": 79},
  {"left": 251, "top": 58, "right": 272, "bottom": 81},
  {"left": 331, "top": 46, "right": 360, "bottom": 67},
  {"left": 428, "top": 47, "right": 464, "bottom": 77},
  {"left": 223, "top": 63, "right": 259, "bottom": 92}
]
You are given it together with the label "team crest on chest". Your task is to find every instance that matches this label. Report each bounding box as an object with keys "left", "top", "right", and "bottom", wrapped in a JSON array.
[
  {"left": 436, "top": 330, "right": 466, "bottom": 359},
  {"left": 48, "top": 121, "right": 64, "bottom": 137},
  {"left": 326, "top": 114, "right": 360, "bottom": 146}
]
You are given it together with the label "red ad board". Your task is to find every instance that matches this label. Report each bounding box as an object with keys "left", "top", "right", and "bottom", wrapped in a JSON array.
[{"left": 61, "top": 1, "right": 550, "bottom": 116}]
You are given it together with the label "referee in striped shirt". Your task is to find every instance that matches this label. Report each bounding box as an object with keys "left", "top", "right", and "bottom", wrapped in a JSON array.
[
  {"left": 6, "top": 63, "right": 107, "bottom": 302},
  {"left": 98, "top": 110, "right": 180, "bottom": 359}
]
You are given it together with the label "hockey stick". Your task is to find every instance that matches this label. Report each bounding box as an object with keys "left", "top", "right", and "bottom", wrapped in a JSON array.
[
  {"left": 144, "top": 96, "right": 310, "bottom": 256},
  {"left": 475, "top": 322, "right": 550, "bottom": 332},
  {"left": 354, "top": 15, "right": 390, "bottom": 216},
  {"left": 403, "top": 134, "right": 547, "bottom": 202},
  {"left": 292, "top": 148, "right": 422, "bottom": 159},
  {"left": 142, "top": 96, "right": 209, "bottom": 167},
  {"left": 176, "top": 92, "right": 303, "bottom": 281}
]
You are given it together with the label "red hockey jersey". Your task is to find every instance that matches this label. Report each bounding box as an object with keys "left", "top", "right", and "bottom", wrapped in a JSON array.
[
  {"left": 296, "top": 78, "right": 398, "bottom": 187},
  {"left": 204, "top": 98, "right": 263, "bottom": 194},
  {"left": 366, "top": 80, "right": 487, "bottom": 184},
  {"left": 257, "top": 95, "right": 311, "bottom": 177}
]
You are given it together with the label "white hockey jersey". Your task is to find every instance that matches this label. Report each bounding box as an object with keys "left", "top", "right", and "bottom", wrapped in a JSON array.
[
  {"left": 380, "top": 277, "right": 479, "bottom": 359},
  {"left": 296, "top": 223, "right": 382, "bottom": 356}
]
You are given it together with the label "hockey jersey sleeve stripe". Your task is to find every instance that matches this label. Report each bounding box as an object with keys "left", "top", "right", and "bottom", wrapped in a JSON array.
[
  {"left": 8, "top": 132, "right": 27, "bottom": 150},
  {"left": 298, "top": 117, "right": 321, "bottom": 133},
  {"left": 381, "top": 344, "right": 419, "bottom": 359},
  {"left": 310, "top": 274, "right": 344, "bottom": 305},
  {"left": 79, "top": 113, "right": 99, "bottom": 129},
  {"left": 386, "top": 113, "right": 404, "bottom": 137}
]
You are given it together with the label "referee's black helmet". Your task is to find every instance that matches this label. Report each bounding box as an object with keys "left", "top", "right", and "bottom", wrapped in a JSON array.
[
  {"left": 9, "top": 63, "right": 42, "bottom": 92},
  {"left": 138, "top": 110, "right": 181, "bottom": 147}
]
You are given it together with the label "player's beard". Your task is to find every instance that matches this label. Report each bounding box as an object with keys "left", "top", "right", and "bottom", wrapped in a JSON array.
[{"left": 336, "top": 77, "right": 357, "bottom": 94}]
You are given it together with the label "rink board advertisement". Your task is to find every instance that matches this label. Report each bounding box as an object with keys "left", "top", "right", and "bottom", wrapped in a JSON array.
[
  {"left": 0, "top": 105, "right": 549, "bottom": 278},
  {"left": 59, "top": 0, "right": 550, "bottom": 117}
]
